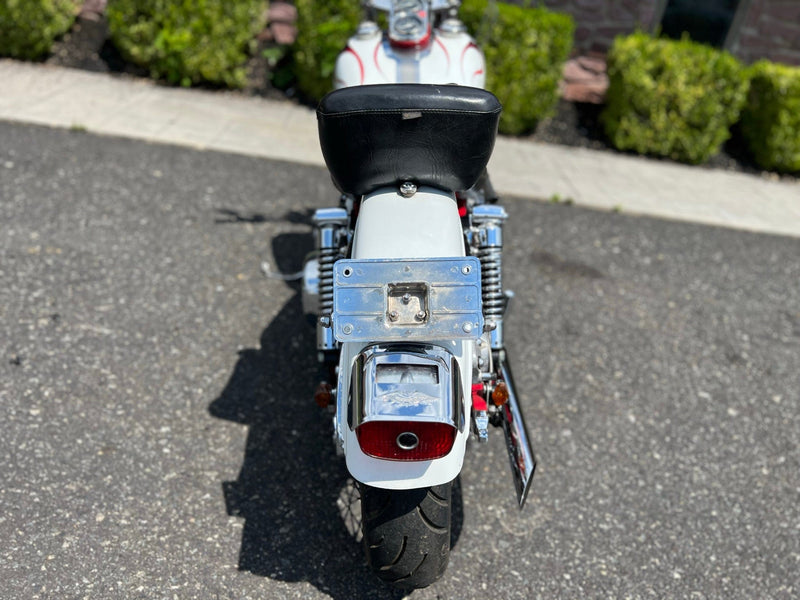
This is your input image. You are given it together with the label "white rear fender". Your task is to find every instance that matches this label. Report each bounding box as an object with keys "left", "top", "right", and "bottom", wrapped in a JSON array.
[
  {"left": 337, "top": 186, "right": 473, "bottom": 489},
  {"left": 351, "top": 186, "right": 465, "bottom": 260}
]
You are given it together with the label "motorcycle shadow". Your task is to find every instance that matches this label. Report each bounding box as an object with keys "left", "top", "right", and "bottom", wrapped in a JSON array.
[{"left": 208, "top": 231, "right": 463, "bottom": 598}]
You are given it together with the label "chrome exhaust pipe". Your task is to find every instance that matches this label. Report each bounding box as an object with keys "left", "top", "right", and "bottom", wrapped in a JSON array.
[{"left": 496, "top": 356, "right": 536, "bottom": 508}]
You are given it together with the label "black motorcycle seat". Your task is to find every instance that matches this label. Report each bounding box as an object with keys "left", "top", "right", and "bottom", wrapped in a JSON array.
[{"left": 317, "top": 84, "right": 501, "bottom": 196}]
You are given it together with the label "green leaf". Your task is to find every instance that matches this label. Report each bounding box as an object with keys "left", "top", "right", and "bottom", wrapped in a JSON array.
[
  {"left": 107, "top": 0, "right": 268, "bottom": 89},
  {"left": 601, "top": 32, "right": 749, "bottom": 164}
]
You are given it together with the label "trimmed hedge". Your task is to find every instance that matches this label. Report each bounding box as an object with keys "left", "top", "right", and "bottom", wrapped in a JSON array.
[
  {"left": 107, "top": 0, "right": 268, "bottom": 88},
  {"left": 601, "top": 32, "right": 748, "bottom": 164},
  {"left": 460, "top": 0, "right": 574, "bottom": 135},
  {"left": 0, "top": 0, "right": 79, "bottom": 60},
  {"left": 292, "top": 0, "right": 361, "bottom": 101},
  {"left": 741, "top": 61, "right": 800, "bottom": 173}
]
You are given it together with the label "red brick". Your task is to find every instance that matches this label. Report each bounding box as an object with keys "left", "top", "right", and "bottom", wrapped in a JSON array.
[
  {"left": 590, "top": 39, "right": 614, "bottom": 53},
  {"left": 766, "top": 1, "right": 800, "bottom": 21},
  {"left": 270, "top": 22, "right": 297, "bottom": 46},
  {"left": 577, "top": 55, "right": 607, "bottom": 73},
  {"left": 764, "top": 50, "right": 800, "bottom": 66},
  {"left": 621, "top": 0, "right": 642, "bottom": 9},
  {"left": 571, "top": 8, "right": 602, "bottom": 23},
  {"left": 79, "top": 0, "right": 106, "bottom": 20},
  {"left": 576, "top": 0, "right": 605, "bottom": 9},
  {"left": 747, "top": 0, "right": 766, "bottom": 23},
  {"left": 760, "top": 18, "right": 800, "bottom": 43},
  {"left": 738, "top": 29, "right": 764, "bottom": 45},
  {"left": 561, "top": 79, "right": 609, "bottom": 103},
  {"left": 608, "top": 4, "right": 637, "bottom": 23},
  {"left": 268, "top": 1, "right": 297, "bottom": 24},
  {"left": 596, "top": 25, "right": 632, "bottom": 39},
  {"left": 575, "top": 26, "right": 593, "bottom": 42},
  {"left": 638, "top": 5, "right": 657, "bottom": 28}
]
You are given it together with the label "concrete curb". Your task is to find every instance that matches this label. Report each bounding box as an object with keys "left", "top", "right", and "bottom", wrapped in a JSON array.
[{"left": 2, "top": 60, "right": 798, "bottom": 237}]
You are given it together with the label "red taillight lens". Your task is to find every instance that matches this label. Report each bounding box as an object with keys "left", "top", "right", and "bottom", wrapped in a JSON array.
[{"left": 356, "top": 421, "right": 456, "bottom": 461}]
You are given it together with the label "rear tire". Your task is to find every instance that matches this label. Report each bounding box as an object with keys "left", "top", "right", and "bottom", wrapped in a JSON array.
[{"left": 360, "top": 481, "right": 452, "bottom": 589}]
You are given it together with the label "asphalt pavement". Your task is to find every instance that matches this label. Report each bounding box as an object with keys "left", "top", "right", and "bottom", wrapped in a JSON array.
[{"left": 1, "top": 121, "right": 798, "bottom": 599}]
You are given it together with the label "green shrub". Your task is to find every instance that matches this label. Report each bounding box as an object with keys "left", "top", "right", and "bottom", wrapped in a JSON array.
[
  {"left": 292, "top": 0, "right": 361, "bottom": 101},
  {"left": 107, "top": 0, "right": 268, "bottom": 88},
  {"left": 460, "top": 0, "right": 574, "bottom": 135},
  {"left": 0, "top": 0, "right": 79, "bottom": 60},
  {"left": 740, "top": 61, "right": 800, "bottom": 173},
  {"left": 601, "top": 32, "right": 748, "bottom": 164}
]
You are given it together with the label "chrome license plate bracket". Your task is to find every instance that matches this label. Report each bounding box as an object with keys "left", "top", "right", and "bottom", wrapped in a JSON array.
[
  {"left": 386, "top": 282, "right": 428, "bottom": 325},
  {"left": 332, "top": 257, "right": 483, "bottom": 342}
]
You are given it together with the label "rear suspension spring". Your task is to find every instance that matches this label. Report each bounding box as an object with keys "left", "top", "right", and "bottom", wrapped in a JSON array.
[
  {"left": 312, "top": 208, "right": 348, "bottom": 351},
  {"left": 477, "top": 245, "right": 504, "bottom": 320},
  {"left": 318, "top": 244, "right": 337, "bottom": 318},
  {"left": 471, "top": 205, "right": 508, "bottom": 350}
]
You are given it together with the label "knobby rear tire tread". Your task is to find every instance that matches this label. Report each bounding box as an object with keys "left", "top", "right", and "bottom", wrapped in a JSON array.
[{"left": 360, "top": 481, "right": 452, "bottom": 589}]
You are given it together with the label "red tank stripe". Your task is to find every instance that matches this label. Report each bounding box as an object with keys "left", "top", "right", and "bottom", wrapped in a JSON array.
[{"left": 344, "top": 46, "right": 365, "bottom": 85}]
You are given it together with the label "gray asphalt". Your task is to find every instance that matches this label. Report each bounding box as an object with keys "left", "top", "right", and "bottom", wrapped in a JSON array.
[{"left": 1, "top": 121, "right": 798, "bottom": 600}]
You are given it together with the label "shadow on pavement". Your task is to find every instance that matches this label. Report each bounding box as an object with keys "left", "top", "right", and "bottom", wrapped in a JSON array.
[{"left": 208, "top": 231, "right": 416, "bottom": 599}]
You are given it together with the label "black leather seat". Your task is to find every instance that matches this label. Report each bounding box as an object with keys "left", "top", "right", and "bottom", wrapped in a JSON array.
[{"left": 317, "top": 84, "right": 501, "bottom": 196}]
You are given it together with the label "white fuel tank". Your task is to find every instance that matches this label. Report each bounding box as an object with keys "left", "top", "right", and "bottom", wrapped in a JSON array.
[{"left": 334, "top": 23, "right": 486, "bottom": 89}]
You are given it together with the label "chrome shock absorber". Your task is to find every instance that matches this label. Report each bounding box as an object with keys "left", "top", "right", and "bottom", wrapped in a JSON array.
[
  {"left": 312, "top": 207, "right": 348, "bottom": 353},
  {"left": 471, "top": 204, "right": 508, "bottom": 350}
]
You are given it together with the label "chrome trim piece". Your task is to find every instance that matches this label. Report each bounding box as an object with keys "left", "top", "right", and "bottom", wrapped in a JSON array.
[
  {"left": 332, "top": 257, "right": 483, "bottom": 343},
  {"left": 396, "top": 432, "right": 420, "bottom": 450},
  {"left": 497, "top": 357, "right": 536, "bottom": 508},
  {"left": 368, "top": 0, "right": 460, "bottom": 10},
  {"left": 439, "top": 18, "right": 467, "bottom": 35},
  {"left": 356, "top": 21, "right": 381, "bottom": 39},
  {"left": 399, "top": 181, "right": 418, "bottom": 197},
  {"left": 334, "top": 353, "right": 348, "bottom": 453},
  {"left": 301, "top": 256, "right": 320, "bottom": 316},
  {"left": 348, "top": 344, "right": 465, "bottom": 433},
  {"left": 473, "top": 409, "right": 489, "bottom": 443},
  {"left": 313, "top": 207, "right": 349, "bottom": 227},
  {"left": 471, "top": 204, "right": 508, "bottom": 237}
]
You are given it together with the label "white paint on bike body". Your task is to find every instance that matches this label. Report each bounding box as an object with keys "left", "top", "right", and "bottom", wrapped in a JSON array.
[
  {"left": 334, "top": 27, "right": 485, "bottom": 88},
  {"left": 351, "top": 187, "right": 465, "bottom": 260},
  {"left": 338, "top": 187, "right": 475, "bottom": 489}
]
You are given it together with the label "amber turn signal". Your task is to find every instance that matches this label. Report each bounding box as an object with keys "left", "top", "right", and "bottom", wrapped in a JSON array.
[
  {"left": 314, "top": 382, "right": 333, "bottom": 408},
  {"left": 492, "top": 380, "right": 509, "bottom": 406}
]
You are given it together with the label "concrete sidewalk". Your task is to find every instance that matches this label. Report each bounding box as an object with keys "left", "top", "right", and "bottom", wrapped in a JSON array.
[{"left": 2, "top": 59, "right": 798, "bottom": 237}]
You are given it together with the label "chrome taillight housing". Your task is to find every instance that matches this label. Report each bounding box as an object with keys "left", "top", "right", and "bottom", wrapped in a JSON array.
[
  {"left": 389, "top": 0, "right": 432, "bottom": 49},
  {"left": 349, "top": 344, "right": 465, "bottom": 461}
]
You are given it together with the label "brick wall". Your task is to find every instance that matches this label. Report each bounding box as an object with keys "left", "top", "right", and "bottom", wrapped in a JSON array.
[
  {"left": 538, "top": 0, "right": 661, "bottom": 53},
  {"left": 497, "top": 0, "right": 800, "bottom": 66},
  {"left": 728, "top": 0, "right": 800, "bottom": 66}
]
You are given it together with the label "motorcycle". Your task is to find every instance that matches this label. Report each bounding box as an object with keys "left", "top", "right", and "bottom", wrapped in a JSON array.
[{"left": 302, "top": 0, "right": 536, "bottom": 588}]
